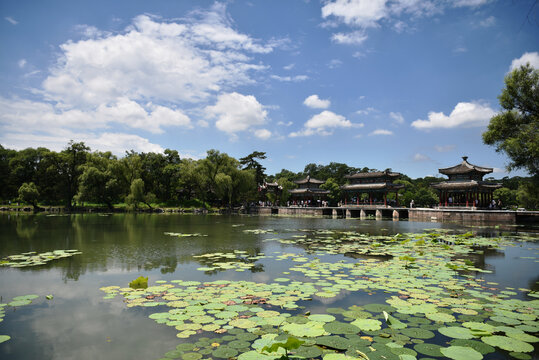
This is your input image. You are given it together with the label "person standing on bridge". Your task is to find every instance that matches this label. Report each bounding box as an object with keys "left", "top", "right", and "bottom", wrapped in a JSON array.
[{"left": 410, "top": 199, "right": 414, "bottom": 208}]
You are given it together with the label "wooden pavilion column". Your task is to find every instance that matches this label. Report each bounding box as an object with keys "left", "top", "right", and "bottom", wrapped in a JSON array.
[
  {"left": 369, "top": 193, "right": 373, "bottom": 205},
  {"left": 356, "top": 193, "right": 359, "bottom": 205},
  {"left": 395, "top": 191, "right": 399, "bottom": 207},
  {"left": 466, "top": 192, "right": 469, "bottom": 207},
  {"left": 384, "top": 192, "right": 387, "bottom": 207}
]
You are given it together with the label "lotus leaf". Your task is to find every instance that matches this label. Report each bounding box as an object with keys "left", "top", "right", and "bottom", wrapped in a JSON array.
[
  {"left": 237, "top": 351, "right": 279, "bottom": 360},
  {"left": 350, "top": 318, "right": 382, "bottom": 331},
  {"left": 315, "top": 335, "right": 352, "bottom": 350},
  {"left": 508, "top": 352, "right": 532, "bottom": 360},
  {"left": 440, "top": 345, "right": 483, "bottom": 360},
  {"left": 438, "top": 326, "right": 475, "bottom": 339},
  {"left": 212, "top": 346, "right": 238, "bottom": 358},
  {"left": 400, "top": 327, "right": 435, "bottom": 339},
  {"left": 282, "top": 321, "right": 327, "bottom": 337},
  {"left": 308, "top": 314, "right": 336, "bottom": 323},
  {"left": 323, "top": 321, "right": 361, "bottom": 335},
  {"left": 449, "top": 339, "right": 495, "bottom": 355},
  {"left": 8, "top": 299, "right": 32, "bottom": 307},
  {"left": 0, "top": 335, "right": 10, "bottom": 344},
  {"left": 481, "top": 335, "right": 534, "bottom": 352},
  {"left": 181, "top": 353, "right": 202, "bottom": 360},
  {"left": 413, "top": 343, "right": 443, "bottom": 357},
  {"left": 507, "top": 332, "right": 539, "bottom": 343},
  {"left": 322, "top": 354, "right": 359, "bottom": 360},
  {"left": 229, "top": 319, "right": 256, "bottom": 329}
]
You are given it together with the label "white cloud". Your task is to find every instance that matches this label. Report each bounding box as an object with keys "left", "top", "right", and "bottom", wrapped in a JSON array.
[
  {"left": 0, "top": 96, "right": 191, "bottom": 135},
  {"left": 411, "top": 102, "right": 496, "bottom": 130},
  {"left": 290, "top": 111, "right": 355, "bottom": 137},
  {"left": 331, "top": 31, "right": 368, "bottom": 45},
  {"left": 205, "top": 92, "right": 267, "bottom": 135},
  {"left": 356, "top": 107, "right": 376, "bottom": 115},
  {"left": 270, "top": 74, "right": 309, "bottom": 82},
  {"left": 453, "top": 0, "right": 489, "bottom": 8},
  {"left": 389, "top": 111, "right": 404, "bottom": 124},
  {"left": 197, "top": 119, "right": 209, "bottom": 127},
  {"left": 254, "top": 128, "right": 272, "bottom": 140},
  {"left": 413, "top": 153, "right": 431, "bottom": 162},
  {"left": 434, "top": 144, "right": 456, "bottom": 152},
  {"left": 479, "top": 16, "right": 496, "bottom": 27},
  {"left": 18, "top": 59, "right": 27, "bottom": 68},
  {"left": 5, "top": 16, "right": 17, "bottom": 25},
  {"left": 328, "top": 59, "right": 343, "bottom": 68},
  {"left": 277, "top": 121, "right": 293, "bottom": 127},
  {"left": 303, "top": 95, "right": 331, "bottom": 109},
  {"left": 370, "top": 129, "right": 393, "bottom": 135},
  {"left": 283, "top": 63, "right": 295, "bottom": 70},
  {"left": 322, "top": 0, "right": 388, "bottom": 29},
  {"left": 509, "top": 52, "right": 539, "bottom": 72}
]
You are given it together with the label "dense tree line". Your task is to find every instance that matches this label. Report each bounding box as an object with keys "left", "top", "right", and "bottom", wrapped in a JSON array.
[{"left": 1, "top": 142, "right": 537, "bottom": 210}]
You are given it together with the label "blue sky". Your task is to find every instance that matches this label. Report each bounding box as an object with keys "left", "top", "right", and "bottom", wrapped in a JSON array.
[{"left": 1, "top": 0, "right": 538, "bottom": 178}]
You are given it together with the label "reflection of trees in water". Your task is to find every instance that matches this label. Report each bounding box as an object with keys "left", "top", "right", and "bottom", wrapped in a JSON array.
[{"left": 528, "top": 274, "right": 539, "bottom": 293}]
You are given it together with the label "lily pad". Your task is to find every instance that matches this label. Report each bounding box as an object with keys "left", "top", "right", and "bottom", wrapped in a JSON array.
[
  {"left": 0, "top": 335, "right": 10, "bottom": 344},
  {"left": 438, "top": 326, "right": 475, "bottom": 339},
  {"left": 481, "top": 335, "right": 534, "bottom": 353},
  {"left": 350, "top": 318, "right": 382, "bottom": 331},
  {"left": 323, "top": 321, "right": 361, "bottom": 335},
  {"left": 440, "top": 345, "right": 483, "bottom": 360}
]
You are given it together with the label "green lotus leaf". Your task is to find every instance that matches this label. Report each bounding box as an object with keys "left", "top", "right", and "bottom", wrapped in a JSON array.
[
  {"left": 201, "top": 324, "right": 220, "bottom": 332},
  {"left": 212, "top": 346, "right": 238, "bottom": 358},
  {"left": 229, "top": 318, "right": 257, "bottom": 329},
  {"left": 228, "top": 340, "right": 251, "bottom": 349},
  {"left": 441, "top": 345, "right": 483, "bottom": 360},
  {"left": 462, "top": 322, "right": 496, "bottom": 333},
  {"left": 400, "top": 327, "right": 435, "bottom": 339},
  {"left": 426, "top": 312, "right": 456, "bottom": 323},
  {"left": 308, "top": 314, "right": 336, "bottom": 323},
  {"left": 12, "top": 294, "right": 39, "bottom": 301},
  {"left": 438, "top": 326, "right": 475, "bottom": 339},
  {"left": 181, "top": 352, "right": 202, "bottom": 360},
  {"left": 237, "top": 350, "right": 280, "bottom": 360},
  {"left": 450, "top": 339, "right": 495, "bottom": 355},
  {"left": 0, "top": 335, "right": 10, "bottom": 344},
  {"left": 413, "top": 343, "right": 443, "bottom": 357},
  {"left": 8, "top": 299, "right": 32, "bottom": 307},
  {"left": 257, "top": 310, "right": 281, "bottom": 318},
  {"left": 293, "top": 345, "right": 323, "bottom": 358},
  {"left": 481, "top": 335, "right": 534, "bottom": 352},
  {"left": 507, "top": 352, "right": 532, "bottom": 360},
  {"left": 323, "top": 321, "right": 361, "bottom": 335},
  {"left": 350, "top": 318, "right": 382, "bottom": 331},
  {"left": 315, "top": 335, "right": 352, "bottom": 350},
  {"left": 215, "top": 311, "right": 238, "bottom": 319},
  {"left": 322, "top": 354, "right": 359, "bottom": 360},
  {"left": 282, "top": 321, "right": 327, "bottom": 337},
  {"left": 164, "top": 349, "right": 183, "bottom": 358},
  {"left": 506, "top": 332, "right": 539, "bottom": 343}
]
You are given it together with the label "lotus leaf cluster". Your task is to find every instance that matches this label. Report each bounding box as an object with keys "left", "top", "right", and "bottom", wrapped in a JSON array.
[{"left": 0, "top": 249, "right": 81, "bottom": 268}]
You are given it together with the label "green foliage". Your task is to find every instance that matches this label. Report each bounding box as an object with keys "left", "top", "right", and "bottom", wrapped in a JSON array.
[
  {"left": 320, "top": 177, "right": 341, "bottom": 205},
  {"left": 261, "top": 336, "right": 304, "bottom": 358},
  {"left": 18, "top": 182, "right": 39, "bottom": 208},
  {"left": 483, "top": 64, "right": 539, "bottom": 177},
  {"left": 516, "top": 181, "right": 539, "bottom": 210},
  {"left": 129, "top": 276, "right": 148, "bottom": 289},
  {"left": 239, "top": 151, "right": 267, "bottom": 186},
  {"left": 493, "top": 187, "right": 517, "bottom": 207},
  {"left": 126, "top": 178, "right": 155, "bottom": 210}
]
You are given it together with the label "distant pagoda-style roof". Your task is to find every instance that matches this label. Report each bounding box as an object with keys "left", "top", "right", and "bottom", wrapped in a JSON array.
[
  {"left": 345, "top": 171, "right": 401, "bottom": 179},
  {"left": 431, "top": 181, "right": 501, "bottom": 191},
  {"left": 439, "top": 156, "right": 493, "bottom": 176},
  {"left": 294, "top": 176, "right": 325, "bottom": 185}
]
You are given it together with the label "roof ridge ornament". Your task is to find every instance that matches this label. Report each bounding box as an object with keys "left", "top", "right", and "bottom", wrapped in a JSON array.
[{"left": 462, "top": 156, "right": 468, "bottom": 162}]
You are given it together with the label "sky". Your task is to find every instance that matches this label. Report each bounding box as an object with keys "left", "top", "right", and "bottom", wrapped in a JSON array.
[{"left": 1, "top": 0, "right": 538, "bottom": 179}]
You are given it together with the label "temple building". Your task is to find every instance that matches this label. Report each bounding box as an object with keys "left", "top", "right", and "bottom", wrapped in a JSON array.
[
  {"left": 289, "top": 176, "right": 329, "bottom": 206},
  {"left": 258, "top": 181, "right": 282, "bottom": 200},
  {"left": 341, "top": 171, "right": 404, "bottom": 207},
  {"left": 431, "top": 156, "right": 502, "bottom": 208}
]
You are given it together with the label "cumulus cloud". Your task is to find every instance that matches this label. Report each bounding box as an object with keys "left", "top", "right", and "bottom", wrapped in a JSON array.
[
  {"left": 321, "top": 0, "right": 487, "bottom": 46},
  {"left": 479, "top": 16, "right": 496, "bottom": 27},
  {"left": 389, "top": 111, "right": 404, "bottom": 124},
  {"left": 290, "top": 111, "right": 357, "bottom": 137},
  {"left": 0, "top": 4, "right": 281, "bottom": 152},
  {"left": 270, "top": 74, "right": 309, "bottom": 82},
  {"left": 254, "top": 128, "right": 272, "bottom": 140},
  {"left": 509, "top": 52, "right": 539, "bottom": 72},
  {"left": 303, "top": 95, "right": 331, "bottom": 109},
  {"left": 411, "top": 102, "right": 496, "bottom": 130},
  {"left": 205, "top": 92, "right": 267, "bottom": 135},
  {"left": 370, "top": 129, "right": 393, "bottom": 136}
]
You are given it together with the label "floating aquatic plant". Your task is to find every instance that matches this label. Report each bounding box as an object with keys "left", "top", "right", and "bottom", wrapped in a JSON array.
[{"left": 0, "top": 249, "right": 81, "bottom": 268}]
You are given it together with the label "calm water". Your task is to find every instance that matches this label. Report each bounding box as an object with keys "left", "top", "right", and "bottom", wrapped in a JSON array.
[{"left": 0, "top": 213, "right": 538, "bottom": 360}]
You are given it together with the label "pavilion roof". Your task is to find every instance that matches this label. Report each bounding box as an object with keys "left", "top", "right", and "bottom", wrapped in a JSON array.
[
  {"left": 431, "top": 180, "right": 501, "bottom": 190},
  {"left": 341, "top": 183, "right": 405, "bottom": 191},
  {"left": 294, "top": 176, "right": 325, "bottom": 185},
  {"left": 289, "top": 188, "right": 330, "bottom": 195},
  {"left": 345, "top": 171, "right": 401, "bottom": 179},
  {"left": 439, "top": 156, "right": 493, "bottom": 176}
]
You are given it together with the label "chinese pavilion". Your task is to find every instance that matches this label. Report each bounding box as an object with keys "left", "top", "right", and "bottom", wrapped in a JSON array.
[
  {"left": 289, "top": 176, "right": 329, "bottom": 206},
  {"left": 431, "top": 156, "right": 501, "bottom": 208},
  {"left": 341, "top": 171, "right": 404, "bottom": 207},
  {"left": 259, "top": 181, "right": 282, "bottom": 199}
]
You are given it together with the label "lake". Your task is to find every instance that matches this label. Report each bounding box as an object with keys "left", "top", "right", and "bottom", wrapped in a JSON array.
[{"left": 0, "top": 213, "right": 538, "bottom": 360}]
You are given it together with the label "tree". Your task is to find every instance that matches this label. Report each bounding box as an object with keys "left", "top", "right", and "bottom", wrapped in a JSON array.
[
  {"left": 493, "top": 187, "right": 517, "bottom": 208},
  {"left": 126, "top": 178, "right": 156, "bottom": 210},
  {"left": 76, "top": 152, "right": 122, "bottom": 209},
  {"left": 483, "top": 64, "right": 539, "bottom": 177},
  {"left": 18, "top": 182, "right": 40, "bottom": 209},
  {"left": 58, "top": 141, "right": 91, "bottom": 209},
  {"left": 320, "top": 177, "right": 341, "bottom": 205},
  {"left": 239, "top": 151, "right": 267, "bottom": 185}
]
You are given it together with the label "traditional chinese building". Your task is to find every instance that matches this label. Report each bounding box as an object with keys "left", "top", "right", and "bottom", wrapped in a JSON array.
[
  {"left": 258, "top": 181, "right": 282, "bottom": 200},
  {"left": 341, "top": 171, "right": 404, "bottom": 207},
  {"left": 288, "top": 176, "right": 329, "bottom": 206},
  {"left": 431, "top": 156, "right": 501, "bottom": 208}
]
